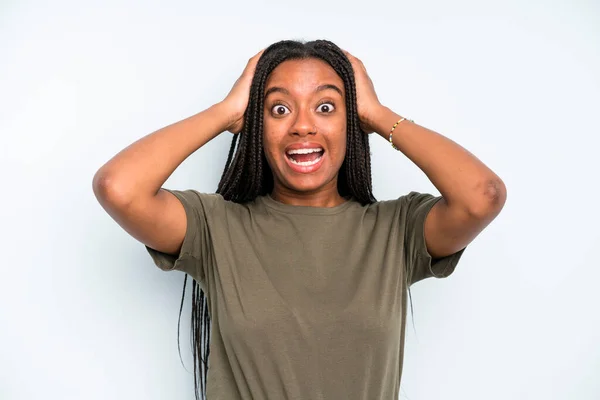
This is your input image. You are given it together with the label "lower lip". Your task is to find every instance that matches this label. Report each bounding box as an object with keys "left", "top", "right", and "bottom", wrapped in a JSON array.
[{"left": 284, "top": 152, "right": 325, "bottom": 174}]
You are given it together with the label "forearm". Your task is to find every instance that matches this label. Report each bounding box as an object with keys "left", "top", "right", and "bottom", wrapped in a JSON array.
[
  {"left": 93, "top": 102, "right": 230, "bottom": 204},
  {"left": 369, "top": 106, "right": 506, "bottom": 214}
]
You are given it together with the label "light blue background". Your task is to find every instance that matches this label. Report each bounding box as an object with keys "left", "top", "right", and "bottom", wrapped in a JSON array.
[{"left": 1, "top": 0, "right": 599, "bottom": 399}]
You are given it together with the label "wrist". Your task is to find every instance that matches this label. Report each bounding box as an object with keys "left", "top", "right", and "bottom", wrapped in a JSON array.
[
  {"left": 213, "top": 101, "right": 241, "bottom": 132},
  {"left": 367, "top": 106, "right": 401, "bottom": 139}
]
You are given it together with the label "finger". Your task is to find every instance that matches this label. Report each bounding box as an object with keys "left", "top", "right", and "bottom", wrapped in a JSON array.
[
  {"left": 242, "top": 49, "right": 266, "bottom": 77},
  {"left": 246, "top": 49, "right": 265, "bottom": 67},
  {"left": 342, "top": 49, "right": 355, "bottom": 60},
  {"left": 342, "top": 49, "right": 365, "bottom": 70},
  {"left": 251, "top": 49, "right": 266, "bottom": 63}
]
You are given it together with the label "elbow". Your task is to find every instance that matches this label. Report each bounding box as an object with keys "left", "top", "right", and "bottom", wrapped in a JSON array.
[
  {"left": 92, "top": 169, "right": 134, "bottom": 208},
  {"left": 466, "top": 177, "right": 507, "bottom": 219}
]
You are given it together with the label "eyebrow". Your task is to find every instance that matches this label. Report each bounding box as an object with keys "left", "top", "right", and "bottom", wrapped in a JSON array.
[{"left": 264, "top": 84, "right": 344, "bottom": 99}]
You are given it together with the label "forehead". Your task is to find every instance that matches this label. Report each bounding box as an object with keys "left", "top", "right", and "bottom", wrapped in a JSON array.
[{"left": 265, "top": 58, "right": 345, "bottom": 95}]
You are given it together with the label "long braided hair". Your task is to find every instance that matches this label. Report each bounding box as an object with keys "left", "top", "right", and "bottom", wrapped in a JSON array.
[{"left": 179, "top": 39, "right": 381, "bottom": 400}]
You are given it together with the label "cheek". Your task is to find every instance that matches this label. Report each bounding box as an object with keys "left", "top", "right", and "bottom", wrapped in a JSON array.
[
  {"left": 262, "top": 129, "right": 282, "bottom": 167},
  {"left": 329, "top": 128, "right": 347, "bottom": 166}
]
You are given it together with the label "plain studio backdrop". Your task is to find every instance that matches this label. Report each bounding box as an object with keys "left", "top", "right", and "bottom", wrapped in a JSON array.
[{"left": 1, "top": 0, "right": 599, "bottom": 399}]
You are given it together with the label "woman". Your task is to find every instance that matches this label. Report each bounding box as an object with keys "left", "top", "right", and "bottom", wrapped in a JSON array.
[{"left": 93, "top": 39, "right": 506, "bottom": 400}]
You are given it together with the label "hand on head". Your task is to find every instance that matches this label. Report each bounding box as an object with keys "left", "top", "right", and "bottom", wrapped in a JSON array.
[
  {"left": 221, "top": 49, "right": 266, "bottom": 134},
  {"left": 342, "top": 49, "right": 384, "bottom": 134}
]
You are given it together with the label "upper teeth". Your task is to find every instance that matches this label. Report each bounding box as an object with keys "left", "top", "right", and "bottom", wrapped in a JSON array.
[{"left": 287, "top": 148, "right": 323, "bottom": 155}]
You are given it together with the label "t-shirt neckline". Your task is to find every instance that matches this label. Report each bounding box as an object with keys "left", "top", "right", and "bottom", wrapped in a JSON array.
[{"left": 260, "top": 193, "right": 357, "bottom": 215}]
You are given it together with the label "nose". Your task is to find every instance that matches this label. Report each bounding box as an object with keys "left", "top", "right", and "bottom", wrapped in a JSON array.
[{"left": 290, "top": 107, "right": 316, "bottom": 137}]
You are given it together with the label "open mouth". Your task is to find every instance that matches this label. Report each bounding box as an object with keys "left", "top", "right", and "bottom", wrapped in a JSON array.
[{"left": 285, "top": 147, "right": 324, "bottom": 166}]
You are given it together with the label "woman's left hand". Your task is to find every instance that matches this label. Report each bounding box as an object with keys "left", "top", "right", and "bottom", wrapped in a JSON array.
[{"left": 343, "top": 50, "right": 384, "bottom": 134}]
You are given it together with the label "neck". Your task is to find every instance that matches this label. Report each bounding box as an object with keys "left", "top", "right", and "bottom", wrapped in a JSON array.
[{"left": 270, "top": 182, "right": 347, "bottom": 208}]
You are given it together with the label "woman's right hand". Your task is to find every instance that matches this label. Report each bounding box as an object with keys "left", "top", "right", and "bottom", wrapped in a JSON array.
[{"left": 220, "top": 49, "right": 265, "bottom": 134}]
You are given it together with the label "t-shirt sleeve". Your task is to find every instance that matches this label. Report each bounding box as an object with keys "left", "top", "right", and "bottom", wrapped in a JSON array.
[
  {"left": 402, "top": 191, "right": 466, "bottom": 285},
  {"left": 144, "top": 189, "right": 215, "bottom": 284}
]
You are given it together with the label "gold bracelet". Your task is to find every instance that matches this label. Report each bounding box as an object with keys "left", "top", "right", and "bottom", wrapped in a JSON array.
[{"left": 388, "top": 117, "right": 413, "bottom": 150}]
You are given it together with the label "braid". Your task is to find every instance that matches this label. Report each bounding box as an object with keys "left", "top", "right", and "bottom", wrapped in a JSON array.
[
  {"left": 222, "top": 134, "right": 239, "bottom": 174},
  {"left": 182, "top": 39, "right": 380, "bottom": 400}
]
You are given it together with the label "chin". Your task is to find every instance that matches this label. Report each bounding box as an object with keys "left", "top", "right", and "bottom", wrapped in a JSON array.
[
  {"left": 281, "top": 170, "right": 341, "bottom": 195},
  {"left": 280, "top": 176, "right": 324, "bottom": 193}
]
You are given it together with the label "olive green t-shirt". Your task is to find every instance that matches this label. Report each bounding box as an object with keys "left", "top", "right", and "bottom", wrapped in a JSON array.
[{"left": 146, "top": 189, "right": 466, "bottom": 400}]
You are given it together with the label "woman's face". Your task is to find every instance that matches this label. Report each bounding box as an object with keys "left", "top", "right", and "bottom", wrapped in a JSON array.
[{"left": 262, "top": 58, "right": 347, "bottom": 196}]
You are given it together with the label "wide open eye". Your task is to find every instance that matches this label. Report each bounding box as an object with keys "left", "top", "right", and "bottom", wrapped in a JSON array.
[
  {"left": 316, "top": 102, "right": 335, "bottom": 113},
  {"left": 271, "top": 104, "right": 290, "bottom": 115}
]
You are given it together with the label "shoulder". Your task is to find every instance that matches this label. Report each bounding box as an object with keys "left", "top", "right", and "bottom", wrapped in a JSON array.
[
  {"left": 364, "top": 191, "right": 442, "bottom": 220},
  {"left": 390, "top": 191, "right": 441, "bottom": 211},
  {"left": 166, "top": 189, "right": 224, "bottom": 212},
  {"left": 168, "top": 192, "right": 280, "bottom": 215},
  {"left": 399, "top": 191, "right": 443, "bottom": 217}
]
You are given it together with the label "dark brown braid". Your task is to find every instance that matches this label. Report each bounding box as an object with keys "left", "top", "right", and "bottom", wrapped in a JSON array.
[{"left": 179, "top": 39, "right": 388, "bottom": 400}]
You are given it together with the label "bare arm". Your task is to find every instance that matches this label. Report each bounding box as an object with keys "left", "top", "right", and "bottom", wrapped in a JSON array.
[
  {"left": 369, "top": 106, "right": 507, "bottom": 259},
  {"left": 94, "top": 104, "right": 229, "bottom": 203},
  {"left": 92, "top": 50, "right": 264, "bottom": 256},
  {"left": 341, "top": 50, "right": 507, "bottom": 260},
  {"left": 92, "top": 103, "right": 229, "bottom": 255}
]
